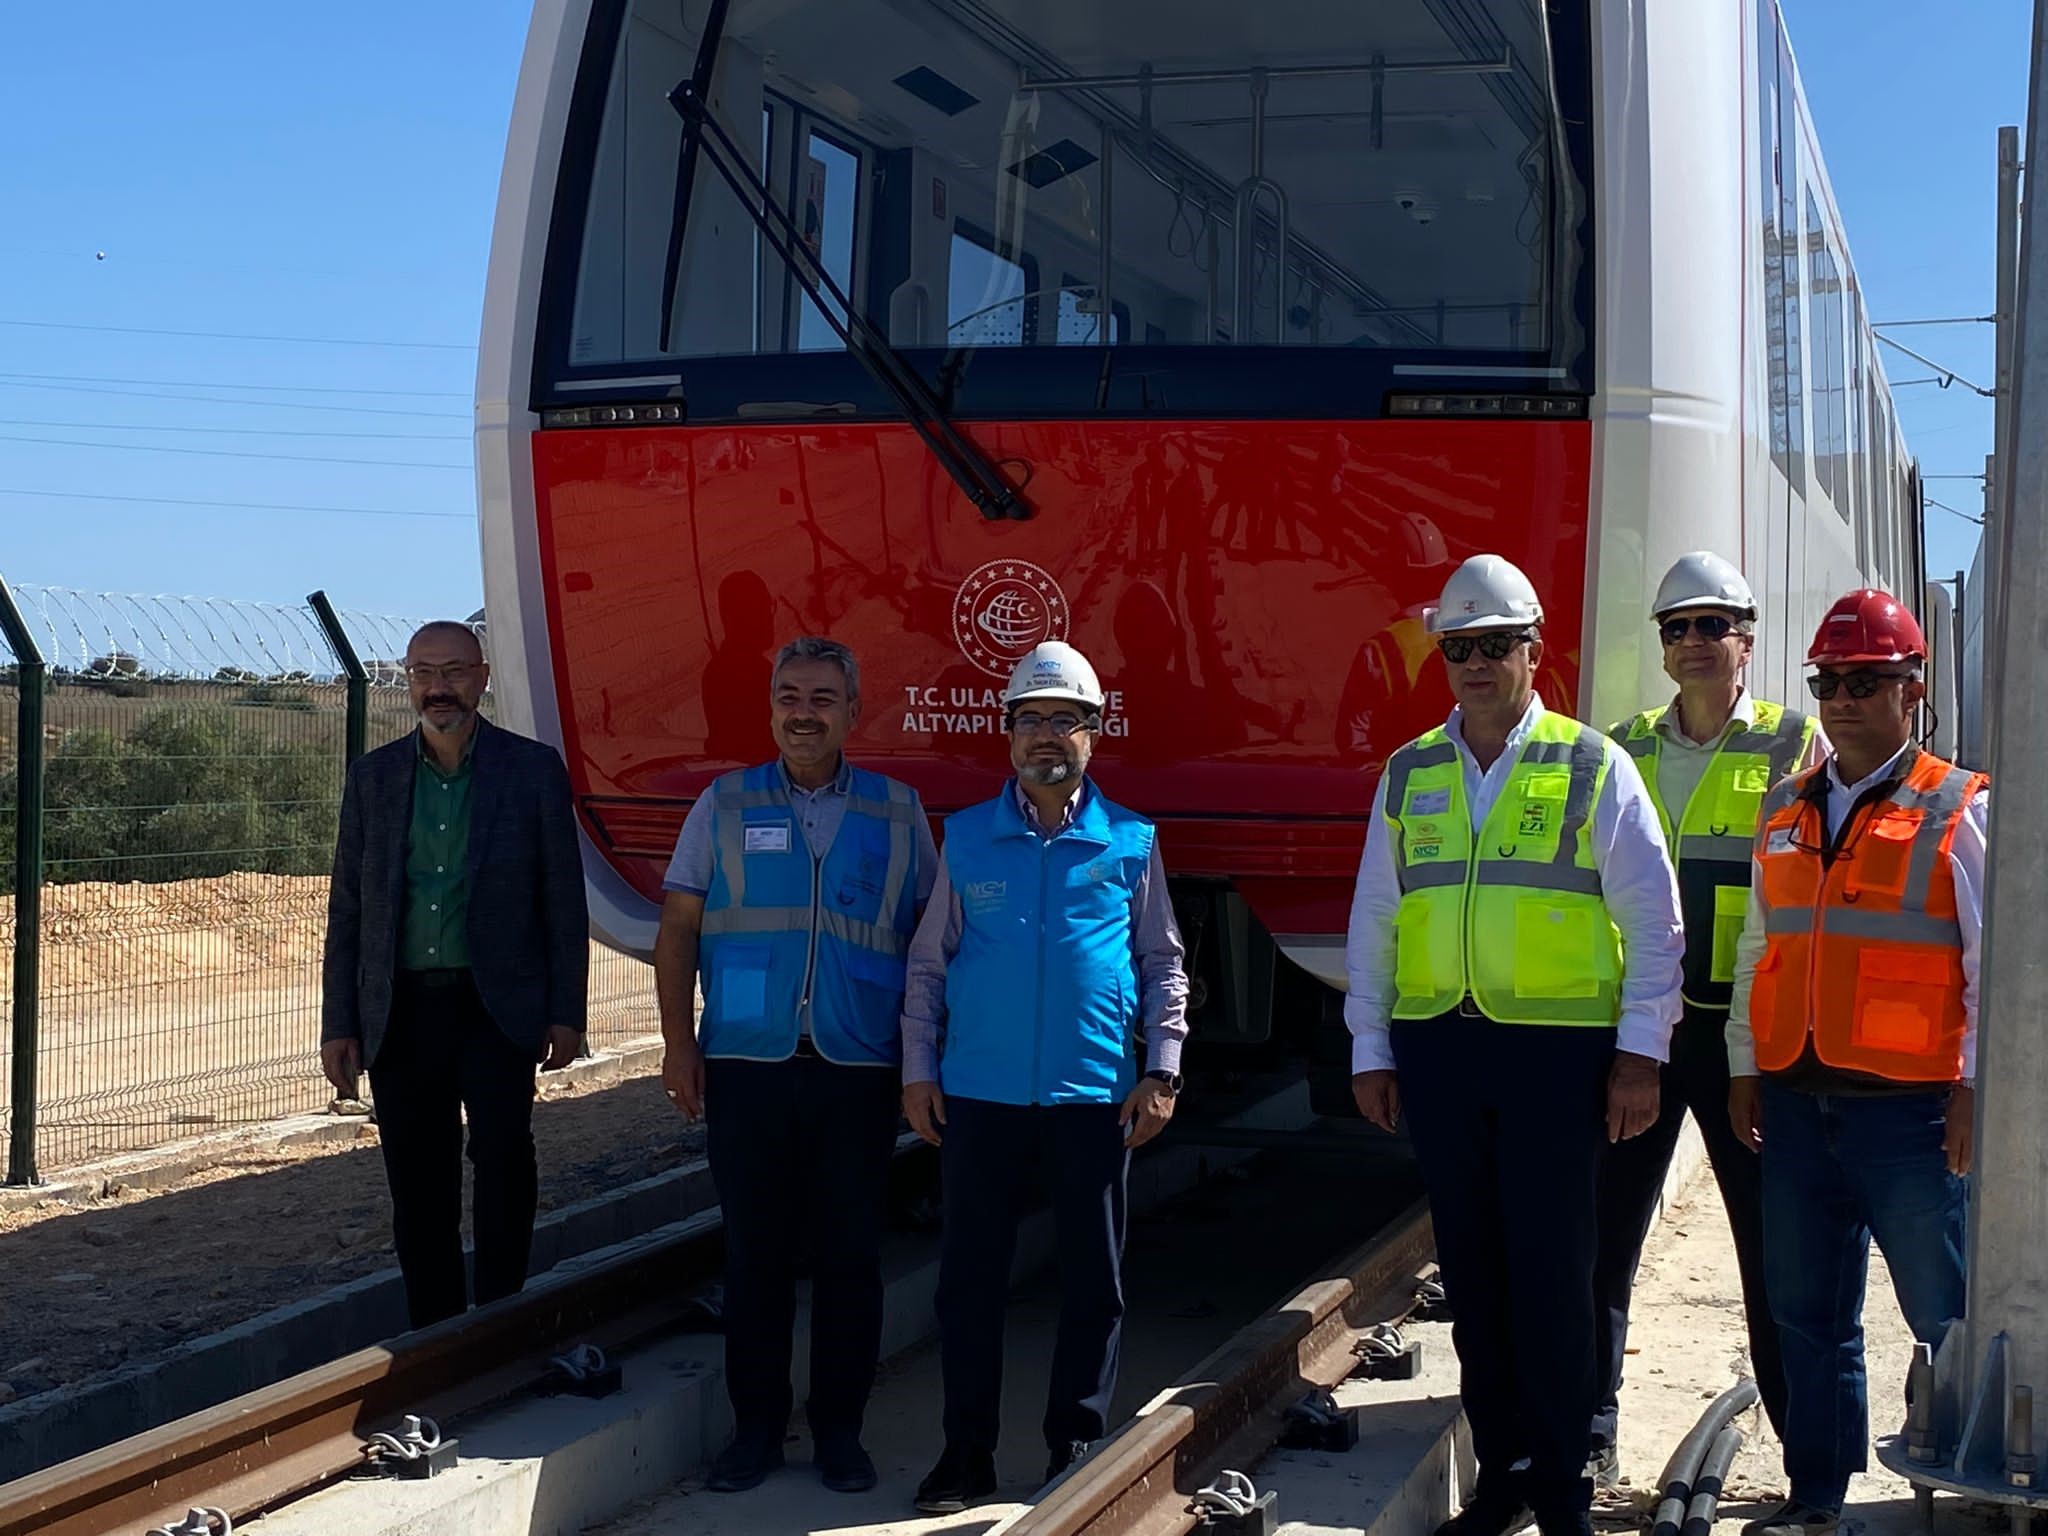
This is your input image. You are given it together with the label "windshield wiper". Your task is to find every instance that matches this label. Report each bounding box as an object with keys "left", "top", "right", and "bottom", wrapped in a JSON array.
[{"left": 662, "top": 79, "right": 1030, "bottom": 521}]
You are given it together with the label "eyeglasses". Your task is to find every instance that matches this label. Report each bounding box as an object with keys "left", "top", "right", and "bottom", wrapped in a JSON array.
[
  {"left": 405, "top": 663, "right": 479, "bottom": 684},
  {"left": 1438, "top": 631, "right": 1533, "bottom": 664},
  {"left": 1009, "top": 710, "right": 1091, "bottom": 737},
  {"left": 1807, "top": 669, "right": 1913, "bottom": 701},
  {"left": 1658, "top": 614, "right": 1740, "bottom": 646}
]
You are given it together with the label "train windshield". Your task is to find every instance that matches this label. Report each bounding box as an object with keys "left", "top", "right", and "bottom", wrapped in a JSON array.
[{"left": 543, "top": 0, "right": 1592, "bottom": 414}]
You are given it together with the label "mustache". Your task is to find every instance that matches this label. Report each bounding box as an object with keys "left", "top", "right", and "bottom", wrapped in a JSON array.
[{"left": 423, "top": 694, "right": 462, "bottom": 710}]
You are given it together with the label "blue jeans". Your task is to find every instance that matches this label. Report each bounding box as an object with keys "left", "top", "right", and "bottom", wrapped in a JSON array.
[{"left": 1761, "top": 1081, "right": 1966, "bottom": 1511}]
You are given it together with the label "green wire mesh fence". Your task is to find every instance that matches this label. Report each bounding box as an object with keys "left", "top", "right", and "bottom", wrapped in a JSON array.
[{"left": 0, "top": 586, "right": 657, "bottom": 1174}]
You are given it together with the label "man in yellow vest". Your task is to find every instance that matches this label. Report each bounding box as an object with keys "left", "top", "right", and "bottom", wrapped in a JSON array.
[
  {"left": 1727, "top": 590, "right": 1985, "bottom": 1536},
  {"left": 1345, "top": 554, "right": 1686, "bottom": 1536},
  {"left": 1590, "top": 554, "right": 1824, "bottom": 1482}
]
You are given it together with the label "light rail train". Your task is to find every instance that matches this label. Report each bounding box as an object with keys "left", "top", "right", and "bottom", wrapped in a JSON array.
[{"left": 476, "top": 0, "right": 1927, "bottom": 1054}]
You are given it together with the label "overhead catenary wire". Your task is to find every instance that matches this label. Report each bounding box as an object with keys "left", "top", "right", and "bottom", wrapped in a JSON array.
[
  {"left": 0, "top": 487, "right": 470, "bottom": 521},
  {"left": 0, "top": 417, "right": 466, "bottom": 441},
  {"left": 0, "top": 433, "right": 469, "bottom": 470},
  {"left": 0, "top": 369, "right": 470, "bottom": 399},
  {"left": 0, "top": 316, "right": 476, "bottom": 351},
  {"left": 0, "top": 378, "right": 470, "bottom": 420},
  {"left": 1873, "top": 331, "right": 1995, "bottom": 396}
]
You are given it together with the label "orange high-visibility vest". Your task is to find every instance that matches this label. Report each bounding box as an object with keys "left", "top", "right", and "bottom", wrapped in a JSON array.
[{"left": 1749, "top": 750, "right": 1985, "bottom": 1083}]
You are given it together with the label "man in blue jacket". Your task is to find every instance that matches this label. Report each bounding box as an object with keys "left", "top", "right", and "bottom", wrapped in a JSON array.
[
  {"left": 655, "top": 635, "right": 936, "bottom": 1497},
  {"left": 901, "top": 641, "right": 1190, "bottom": 1515}
]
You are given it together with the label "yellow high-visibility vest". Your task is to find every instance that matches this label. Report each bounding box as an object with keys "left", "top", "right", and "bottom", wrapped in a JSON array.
[
  {"left": 1608, "top": 700, "right": 1817, "bottom": 1008},
  {"left": 1384, "top": 711, "right": 1621, "bottom": 1025}
]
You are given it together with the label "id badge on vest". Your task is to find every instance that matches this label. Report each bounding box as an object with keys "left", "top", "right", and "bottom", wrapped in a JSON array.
[{"left": 744, "top": 822, "right": 792, "bottom": 854}]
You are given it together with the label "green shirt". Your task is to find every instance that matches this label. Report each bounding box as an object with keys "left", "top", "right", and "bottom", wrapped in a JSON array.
[{"left": 400, "top": 729, "right": 475, "bottom": 971}]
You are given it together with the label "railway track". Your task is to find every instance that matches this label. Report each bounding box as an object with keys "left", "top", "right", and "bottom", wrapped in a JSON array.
[
  {"left": 1006, "top": 1198, "right": 1435, "bottom": 1536},
  {"left": 0, "top": 1206, "right": 730, "bottom": 1536},
  {"left": 2, "top": 1114, "right": 1433, "bottom": 1536}
]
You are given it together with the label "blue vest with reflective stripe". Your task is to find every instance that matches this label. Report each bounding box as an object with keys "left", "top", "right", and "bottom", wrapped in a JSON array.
[
  {"left": 698, "top": 761, "right": 924, "bottom": 1065},
  {"left": 939, "top": 781, "right": 1153, "bottom": 1106}
]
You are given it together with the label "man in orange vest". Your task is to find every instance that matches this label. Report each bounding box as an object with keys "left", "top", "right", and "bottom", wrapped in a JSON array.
[{"left": 1726, "top": 590, "right": 1986, "bottom": 1536}]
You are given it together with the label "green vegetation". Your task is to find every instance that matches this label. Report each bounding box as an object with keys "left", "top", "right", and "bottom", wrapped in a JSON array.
[{"left": 0, "top": 702, "right": 344, "bottom": 894}]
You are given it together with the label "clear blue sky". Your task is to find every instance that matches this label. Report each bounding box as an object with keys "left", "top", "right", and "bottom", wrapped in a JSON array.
[{"left": 0, "top": 0, "right": 2025, "bottom": 620}]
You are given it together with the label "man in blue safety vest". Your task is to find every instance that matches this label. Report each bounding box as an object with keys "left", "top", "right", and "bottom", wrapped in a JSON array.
[
  {"left": 1591, "top": 553, "right": 1823, "bottom": 1483},
  {"left": 654, "top": 635, "right": 936, "bottom": 1496},
  {"left": 1345, "top": 554, "right": 1686, "bottom": 1536},
  {"left": 901, "top": 640, "right": 1190, "bottom": 1515}
]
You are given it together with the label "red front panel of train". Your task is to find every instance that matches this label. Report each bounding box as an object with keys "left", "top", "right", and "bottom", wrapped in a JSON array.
[{"left": 532, "top": 417, "right": 1591, "bottom": 940}]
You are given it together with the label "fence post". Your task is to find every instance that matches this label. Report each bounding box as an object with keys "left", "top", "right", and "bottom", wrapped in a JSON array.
[
  {"left": 0, "top": 575, "right": 45, "bottom": 1186},
  {"left": 306, "top": 591, "right": 369, "bottom": 766}
]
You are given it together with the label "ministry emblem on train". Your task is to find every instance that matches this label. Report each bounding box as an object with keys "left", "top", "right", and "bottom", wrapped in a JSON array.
[{"left": 952, "top": 560, "right": 1072, "bottom": 678}]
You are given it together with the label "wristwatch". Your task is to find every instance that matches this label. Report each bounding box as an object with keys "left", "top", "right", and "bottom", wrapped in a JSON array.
[{"left": 1144, "top": 1069, "right": 1183, "bottom": 1095}]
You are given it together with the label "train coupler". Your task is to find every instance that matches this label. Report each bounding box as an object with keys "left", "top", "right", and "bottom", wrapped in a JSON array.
[
  {"left": 1191, "top": 1469, "right": 1278, "bottom": 1534},
  {"left": 361, "top": 1413, "right": 460, "bottom": 1479},
  {"left": 1351, "top": 1322, "right": 1424, "bottom": 1381},
  {"left": 1279, "top": 1388, "right": 1360, "bottom": 1451},
  {"left": 544, "top": 1343, "right": 623, "bottom": 1398}
]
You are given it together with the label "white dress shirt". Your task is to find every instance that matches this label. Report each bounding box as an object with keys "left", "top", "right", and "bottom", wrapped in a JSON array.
[
  {"left": 1644, "top": 689, "right": 1830, "bottom": 824},
  {"left": 1726, "top": 741, "right": 1988, "bottom": 1080},
  {"left": 1343, "top": 695, "right": 1686, "bottom": 1074}
]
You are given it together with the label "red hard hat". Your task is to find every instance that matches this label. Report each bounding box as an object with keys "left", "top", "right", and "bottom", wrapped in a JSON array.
[{"left": 1806, "top": 588, "right": 1928, "bottom": 667}]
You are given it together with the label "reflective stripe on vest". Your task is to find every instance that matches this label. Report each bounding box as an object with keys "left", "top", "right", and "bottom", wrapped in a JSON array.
[
  {"left": 1610, "top": 700, "right": 1817, "bottom": 1008},
  {"left": 698, "top": 762, "right": 924, "bottom": 1065},
  {"left": 1383, "top": 712, "right": 1621, "bottom": 1026},
  {"left": 1748, "top": 751, "right": 1982, "bottom": 1084}
]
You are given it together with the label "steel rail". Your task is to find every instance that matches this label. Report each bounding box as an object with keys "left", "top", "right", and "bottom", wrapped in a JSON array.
[
  {"left": 0, "top": 1209, "right": 729, "bottom": 1536},
  {"left": 1009, "top": 1197, "right": 1435, "bottom": 1536}
]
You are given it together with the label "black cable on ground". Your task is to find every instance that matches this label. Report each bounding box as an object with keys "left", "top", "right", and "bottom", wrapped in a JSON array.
[
  {"left": 1651, "top": 1378, "right": 1761, "bottom": 1536},
  {"left": 1680, "top": 1424, "right": 1746, "bottom": 1536}
]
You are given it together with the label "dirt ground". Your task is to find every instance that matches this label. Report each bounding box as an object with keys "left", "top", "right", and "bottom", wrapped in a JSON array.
[
  {"left": 0, "top": 872, "right": 660, "bottom": 1169},
  {"left": 0, "top": 1067, "right": 702, "bottom": 1409},
  {"left": 1610, "top": 1164, "right": 1928, "bottom": 1533}
]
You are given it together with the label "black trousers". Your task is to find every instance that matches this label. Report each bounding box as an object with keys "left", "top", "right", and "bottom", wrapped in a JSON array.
[
  {"left": 370, "top": 970, "right": 539, "bottom": 1329},
  {"left": 1592, "top": 1002, "right": 1786, "bottom": 1450},
  {"left": 1392, "top": 1015, "right": 1613, "bottom": 1533},
  {"left": 936, "top": 1097, "right": 1130, "bottom": 1455},
  {"left": 703, "top": 1053, "right": 902, "bottom": 1448}
]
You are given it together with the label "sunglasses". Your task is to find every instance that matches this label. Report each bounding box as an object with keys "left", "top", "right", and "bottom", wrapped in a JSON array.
[
  {"left": 1438, "top": 630, "right": 1533, "bottom": 664},
  {"left": 1658, "top": 614, "right": 1739, "bottom": 646},
  {"left": 1807, "top": 670, "right": 1913, "bottom": 701}
]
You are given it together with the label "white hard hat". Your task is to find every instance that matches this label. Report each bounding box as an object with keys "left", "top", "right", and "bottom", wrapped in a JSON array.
[
  {"left": 1004, "top": 641, "right": 1106, "bottom": 710},
  {"left": 1653, "top": 552, "right": 1757, "bottom": 619},
  {"left": 1426, "top": 554, "right": 1544, "bottom": 635}
]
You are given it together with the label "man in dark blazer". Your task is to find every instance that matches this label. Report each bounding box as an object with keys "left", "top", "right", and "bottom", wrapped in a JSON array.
[{"left": 321, "top": 620, "right": 589, "bottom": 1328}]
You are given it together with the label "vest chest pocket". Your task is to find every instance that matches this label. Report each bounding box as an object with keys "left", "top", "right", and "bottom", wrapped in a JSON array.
[
  {"left": 1709, "top": 884, "right": 1750, "bottom": 983},
  {"left": 1511, "top": 896, "right": 1601, "bottom": 999},
  {"left": 1850, "top": 948, "right": 1952, "bottom": 1055},
  {"left": 1846, "top": 811, "right": 1923, "bottom": 900},
  {"left": 1509, "top": 769, "right": 1571, "bottom": 859},
  {"left": 1714, "top": 763, "right": 1772, "bottom": 835},
  {"left": 712, "top": 942, "right": 772, "bottom": 1024}
]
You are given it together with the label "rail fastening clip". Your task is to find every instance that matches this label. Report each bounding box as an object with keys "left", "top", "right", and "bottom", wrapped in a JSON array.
[
  {"left": 1191, "top": 1469, "right": 1278, "bottom": 1534},
  {"left": 1351, "top": 1321, "right": 1424, "bottom": 1382},
  {"left": 1280, "top": 1387, "right": 1361, "bottom": 1451},
  {"left": 363, "top": 1412, "right": 461, "bottom": 1479},
  {"left": 146, "top": 1509, "right": 231, "bottom": 1536},
  {"left": 546, "top": 1342, "right": 624, "bottom": 1398}
]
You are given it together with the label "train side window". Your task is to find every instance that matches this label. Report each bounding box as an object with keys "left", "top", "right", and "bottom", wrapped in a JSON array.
[
  {"left": 1755, "top": 0, "right": 1792, "bottom": 481},
  {"left": 1848, "top": 288, "right": 1866, "bottom": 538},
  {"left": 793, "top": 128, "right": 866, "bottom": 351},
  {"left": 949, "top": 222, "right": 1037, "bottom": 345},
  {"left": 1805, "top": 187, "right": 1846, "bottom": 518},
  {"left": 1056, "top": 275, "right": 1125, "bottom": 346},
  {"left": 1778, "top": 12, "right": 1807, "bottom": 494}
]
